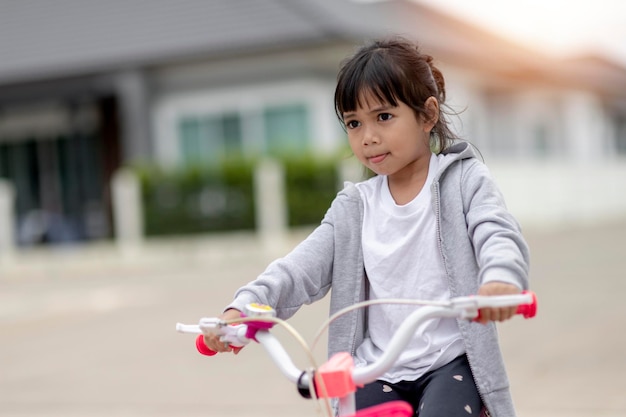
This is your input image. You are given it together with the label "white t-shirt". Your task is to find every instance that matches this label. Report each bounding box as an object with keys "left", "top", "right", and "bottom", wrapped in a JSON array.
[{"left": 354, "top": 153, "right": 465, "bottom": 383}]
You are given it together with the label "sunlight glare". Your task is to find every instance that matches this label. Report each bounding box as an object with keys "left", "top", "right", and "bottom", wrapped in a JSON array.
[{"left": 414, "top": 0, "right": 626, "bottom": 59}]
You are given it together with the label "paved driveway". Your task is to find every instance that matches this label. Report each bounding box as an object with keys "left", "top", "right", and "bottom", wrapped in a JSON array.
[{"left": 1, "top": 221, "right": 625, "bottom": 417}]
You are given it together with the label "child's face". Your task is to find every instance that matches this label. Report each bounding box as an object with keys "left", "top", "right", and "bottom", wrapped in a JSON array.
[{"left": 342, "top": 91, "right": 434, "bottom": 179}]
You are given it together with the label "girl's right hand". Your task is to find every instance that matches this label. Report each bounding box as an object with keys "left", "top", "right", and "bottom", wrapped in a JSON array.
[{"left": 203, "top": 308, "right": 243, "bottom": 354}]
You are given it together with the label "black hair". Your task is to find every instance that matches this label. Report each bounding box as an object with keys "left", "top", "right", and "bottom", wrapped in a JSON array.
[{"left": 334, "top": 36, "right": 460, "bottom": 153}]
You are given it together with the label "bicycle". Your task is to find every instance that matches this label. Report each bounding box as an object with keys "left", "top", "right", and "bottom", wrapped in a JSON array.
[{"left": 176, "top": 291, "right": 537, "bottom": 417}]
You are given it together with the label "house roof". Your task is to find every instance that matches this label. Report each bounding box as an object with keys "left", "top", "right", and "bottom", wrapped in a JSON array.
[
  {"left": 0, "top": 0, "right": 381, "bottom": 85},
  {"left": 1, "top": 0, "right": 625, "bottom": 99}
]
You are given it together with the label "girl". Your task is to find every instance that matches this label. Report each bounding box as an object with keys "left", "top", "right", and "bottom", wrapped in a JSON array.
[{"left": 205, "top": 36, "right": 530, "bottom": 417}]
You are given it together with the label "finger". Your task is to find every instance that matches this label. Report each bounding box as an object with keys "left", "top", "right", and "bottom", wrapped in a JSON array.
[
  {"left": 488, "top": 308, "right": 501, "bottom": 322},
  {"left": 216, "top": 342, "right": 230, "bottom": 353},
  {"left": 219, "top": 337, "right": 233, "bottom": 352},
  {"left": 477, "top": 308, "right": 499, "bottom": 323},
  {"left": 503, "top": 306, "right": 518, "bottom": 321},
  {"left": 476, "top": 309, "right": 491, "bottom": 324},
  {"left": 203, "top": 336, "right": 227, "bottom": 353},
  {"left": 495, "top": 306, "right": 517, "bottom": 322}
]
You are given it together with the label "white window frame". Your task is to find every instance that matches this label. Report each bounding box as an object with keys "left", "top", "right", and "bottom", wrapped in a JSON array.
[{"left": 152, "top": 79, "right": 340, "bottom": 167}]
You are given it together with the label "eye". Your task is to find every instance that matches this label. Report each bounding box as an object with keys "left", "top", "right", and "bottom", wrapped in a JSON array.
[
  {"left": 345, "top": 120, "right": 360, "bottom": 129},
  {"left": 378, "top": 113, "right": 393, "bottom": 122}
]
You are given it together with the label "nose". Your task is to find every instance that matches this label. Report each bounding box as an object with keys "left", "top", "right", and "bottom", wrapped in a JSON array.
[{"left": 362, "top": 124, "right": 380, "bottom": 146}]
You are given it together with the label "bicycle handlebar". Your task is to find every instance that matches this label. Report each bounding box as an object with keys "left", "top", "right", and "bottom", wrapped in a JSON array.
[
  {"left": 177, "top": 291, "right": 537, "bottom": 416},
  {"left": 176, "top": 291, "right": 537, "bottom": 392}
]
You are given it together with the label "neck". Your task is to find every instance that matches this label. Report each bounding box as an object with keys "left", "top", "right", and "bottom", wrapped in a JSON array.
[{"left": 387, "top": 157, "right": 431, "bottom": 205}]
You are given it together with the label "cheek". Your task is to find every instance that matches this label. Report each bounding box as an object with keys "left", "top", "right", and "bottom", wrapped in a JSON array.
[
  {"left": 347, "top": 133, "right": 360, "bottom": 151},
  {"left": 410, "top": 126, "right": 431, "bottom": 148},
  {"left": 348, "top": 137, "right": 368, "bottom": 163}
]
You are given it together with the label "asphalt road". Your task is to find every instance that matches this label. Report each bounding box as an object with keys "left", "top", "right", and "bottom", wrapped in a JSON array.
[{"left": 1, "top": 220, "right": 625, "bottom": 417}]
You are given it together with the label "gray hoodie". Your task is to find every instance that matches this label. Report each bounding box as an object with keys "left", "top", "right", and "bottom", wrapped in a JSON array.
[{"left": 227, "top": 142, "right": 530, "bottom": 416}]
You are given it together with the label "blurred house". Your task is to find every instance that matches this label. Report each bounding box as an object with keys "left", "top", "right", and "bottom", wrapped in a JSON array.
[{"left": 1, "top": 0, "right": 625, "bottom": 245}]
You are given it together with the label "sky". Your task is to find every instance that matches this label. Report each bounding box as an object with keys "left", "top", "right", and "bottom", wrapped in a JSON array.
[{"left": 414, "top": 0, "right": 626, "bottom": 65}]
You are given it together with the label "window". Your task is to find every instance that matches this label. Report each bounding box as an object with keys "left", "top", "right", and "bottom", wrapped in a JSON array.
[
  {"left": 264, "top": 104, "right": 310, "bottom": 156},
  {"left": 178, "top": 112, "right": 243, "bottom": 165},
  {"left": 222, "top": 113, "right": 242, "bottom": 154},
  {"left": 177, "top": 104, "right": 310, "bottom": 165},
  {"left": 532, "top": 125, "right": 550, "bottom": 157}
]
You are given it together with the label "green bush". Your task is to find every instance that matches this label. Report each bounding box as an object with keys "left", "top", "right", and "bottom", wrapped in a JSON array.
[
  {"left": 132, "top": 154, "right": 339, "bottom": 237},
  {"left": 134, "top": 158, "right": 255, "bottom": 236},
  {"left": 283, "top": 156, "right": 338, "bottom": 227}
]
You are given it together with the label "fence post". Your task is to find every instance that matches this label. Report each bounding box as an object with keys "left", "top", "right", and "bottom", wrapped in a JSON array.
[
  {"left": 112, "top": 168, "right": 143, "bottom": 256},
  {"left": 254, "top": 158, "right": 288, "bottom": 250},
  {"left": 0, "top": 179, "right": 15, "bottom": 263}
]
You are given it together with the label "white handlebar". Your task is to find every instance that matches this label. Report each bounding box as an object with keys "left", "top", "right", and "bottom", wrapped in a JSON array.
[
  {"left": 176, "top": 292, "right": 536, "bottom": 400},
  {"left": 353, "top": 305, "right": 459, "bottom": 385}
]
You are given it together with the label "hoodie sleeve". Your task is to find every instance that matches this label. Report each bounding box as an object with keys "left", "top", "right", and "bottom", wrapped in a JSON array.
[
  {"left": 224, "top": 198, "right": 339, "bottom": 320},
  {"left": 461, "top": 159, "right": 530, "bottom": 290}
]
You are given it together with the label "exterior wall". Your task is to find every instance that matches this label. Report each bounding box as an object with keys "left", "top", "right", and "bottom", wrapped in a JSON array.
[
  {"left": 560, "top": 92, "right": 611, "bottom": 162},
  {"left": 1, "top": 2, "right": 625, "bottom": 250},
  {"left": 114, "top": 70, "right": 152, "bottom": 163},
  {"left": 148, "top": 52, "right": 626, "bottom": 230},
  {"left": 435, "top": 65, "right": 626, "bottom": 228},
  {"left": 438, "top": 65, "right": 492, "bottom": 150},
  {"left": 152, "top": 77, "right": 342, "bottom": 167},
  {"left": 490, "top": 160, "right": 626, "bottom": 230}
]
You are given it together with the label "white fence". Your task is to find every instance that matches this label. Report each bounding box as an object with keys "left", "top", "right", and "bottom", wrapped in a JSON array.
[
  {"left": 0, "top": 179, "right": 15, "bottom": 263},
  {"left": 0, "top": 159, "right": 625, "bottom": 260}
]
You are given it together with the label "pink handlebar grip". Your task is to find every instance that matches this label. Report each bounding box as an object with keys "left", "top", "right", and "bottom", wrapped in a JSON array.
[
  {"left": 515, "top": 290, "right": 537, "bottom": 318},
  {"left": 474, "top": 290, "right": 537, "bottom": 321},
  {"left": 196, "top": 335, "right": 217, "bottom": 356},
  {"left": 195, "top": 335, "right": 242, "bottom": 356}
]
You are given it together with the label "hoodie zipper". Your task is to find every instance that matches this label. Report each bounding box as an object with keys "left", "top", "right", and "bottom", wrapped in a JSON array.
[{"left": 433, "top": 178, "right": 491, "bottom": 416}]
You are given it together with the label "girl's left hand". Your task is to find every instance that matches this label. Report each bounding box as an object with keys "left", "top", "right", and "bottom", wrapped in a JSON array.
[{"left": 476, "top": 282, "right": 521, "bottom": 324}]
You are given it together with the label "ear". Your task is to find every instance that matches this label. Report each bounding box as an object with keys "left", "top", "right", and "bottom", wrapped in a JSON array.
[{"left": 422, "top": 97, "right": 439, "bottom": 132}]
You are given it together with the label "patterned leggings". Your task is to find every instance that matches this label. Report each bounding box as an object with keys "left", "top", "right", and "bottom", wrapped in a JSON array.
[{"left": 355, "top": 355, "right": 484, "bottom": 416}]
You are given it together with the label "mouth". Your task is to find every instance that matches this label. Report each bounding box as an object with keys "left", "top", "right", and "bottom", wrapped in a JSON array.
[{"left": 367, "top": 153, "right": 388, "bottom": 164}]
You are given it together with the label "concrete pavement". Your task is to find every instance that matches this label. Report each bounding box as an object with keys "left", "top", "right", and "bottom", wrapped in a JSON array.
[{"left": 1, "top": 221, "right": 625, "bottom": 417}]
